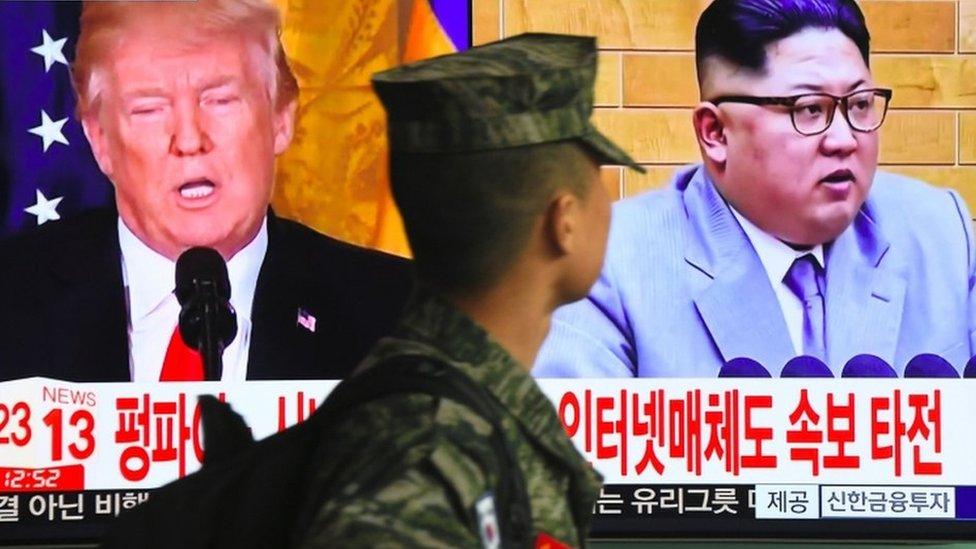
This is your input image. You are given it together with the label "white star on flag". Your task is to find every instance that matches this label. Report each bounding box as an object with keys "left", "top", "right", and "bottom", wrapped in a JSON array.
[
  {"left": 30, "top": 29, "right": 68, "bottom": 72},
  {"left": 24, "top": 189, "right": 64, "bottom": 225},
  {"left": 28, "top": 110, "right": 69, "bottom": 152}
]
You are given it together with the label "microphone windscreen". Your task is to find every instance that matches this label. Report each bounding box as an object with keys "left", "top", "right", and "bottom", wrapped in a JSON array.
[
  {"left": 718, "top": 357, "right": 771, "bottom": 378},
  {"left": 904, "top": 353, "right": 959, "bottom": 378},
  {"left": 841, "top": 354, "right": 897, "bottom": 378},
  {"left": 781, "top": 356, "right": 833, "bottom": 378},
  {"left": 175, "top": 247, "right": 231, "bottom": 305},
  {"left": 965, "top": 355, "right": 976, "bottom": 378}
]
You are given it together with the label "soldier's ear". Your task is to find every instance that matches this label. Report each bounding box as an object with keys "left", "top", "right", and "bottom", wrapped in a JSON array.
[
  {"left": 544, "top": 190, "right": 581, "bottom": 256},
  {"left": 694, "top": 102, "right": 728, "bottom": 166}
]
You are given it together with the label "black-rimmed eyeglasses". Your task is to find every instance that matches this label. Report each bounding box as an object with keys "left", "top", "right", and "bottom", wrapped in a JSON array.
[{"left": 710, "top": 88, "right": 893, "bottom": 136}]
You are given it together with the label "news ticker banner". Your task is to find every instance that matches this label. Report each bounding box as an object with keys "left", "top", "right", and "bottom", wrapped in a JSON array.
[{"left": 0, "top": 377, "right": 975, "bottom": 524}]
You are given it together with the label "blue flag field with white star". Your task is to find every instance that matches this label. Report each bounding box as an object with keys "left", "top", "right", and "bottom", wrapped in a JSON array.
[{"left": 0, "top": 3, "right": 113, "bottom": 237}]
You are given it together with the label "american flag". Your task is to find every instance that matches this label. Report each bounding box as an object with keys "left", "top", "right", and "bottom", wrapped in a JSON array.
[
  {"left": 0, "top": 3, "right": 113, "bottom": 238},
  {"left": 296, "top": 308, "right": 317, "bottom": 333}
]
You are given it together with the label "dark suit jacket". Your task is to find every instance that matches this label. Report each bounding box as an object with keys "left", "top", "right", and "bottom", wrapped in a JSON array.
[{"left": 0, "top": 208, "right": 414, "bottom": 381}]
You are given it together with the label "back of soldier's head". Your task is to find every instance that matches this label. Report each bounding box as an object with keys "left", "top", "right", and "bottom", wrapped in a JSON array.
[
  {"left": 372, "top": 33, "right": 642, "bottom": 293},
  {"left": 390, "top": 143, "right": 596, "bottom": 293}
]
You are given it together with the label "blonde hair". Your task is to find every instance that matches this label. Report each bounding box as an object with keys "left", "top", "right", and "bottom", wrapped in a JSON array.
[{"left": 71, "top": 0, "right": 299, "bottom": 117}]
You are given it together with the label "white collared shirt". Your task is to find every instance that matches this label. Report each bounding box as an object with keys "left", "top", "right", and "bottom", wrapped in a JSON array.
[
  {"left": 729, "top": 207, "right": 825, "bottom": 356},
  {"left": 118, "top": 218, "right": 268, "bottom": 382}
]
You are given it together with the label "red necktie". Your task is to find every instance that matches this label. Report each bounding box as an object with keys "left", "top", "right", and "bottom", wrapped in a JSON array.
[{"left": 159, "top": 327, "right": 204, "bottom": 381}]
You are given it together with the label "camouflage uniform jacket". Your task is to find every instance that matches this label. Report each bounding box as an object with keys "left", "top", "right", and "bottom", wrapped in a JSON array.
[{"left": 297, "top": 292, "right": 603, "bottom": 548}]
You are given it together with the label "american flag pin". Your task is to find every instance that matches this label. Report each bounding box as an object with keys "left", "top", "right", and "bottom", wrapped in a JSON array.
[{"left": 296, "top": 308, "right": 317, "bottom": 333}]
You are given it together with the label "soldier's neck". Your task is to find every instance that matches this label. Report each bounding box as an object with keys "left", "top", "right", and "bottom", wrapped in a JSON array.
[{"left": 449, "top": 279, "right": 553, "bottom": 371}]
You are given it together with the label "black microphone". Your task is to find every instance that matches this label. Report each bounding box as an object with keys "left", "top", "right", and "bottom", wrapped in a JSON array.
[
  {"left": 780, "top": 356, "right": 833, "bottom": 378},
  {"left": 904, "top": 353, "right": 959, "bottom": 378},
  {"left": 175, "top": 247, "right": 237, "bottom": 381},
  {"left": 718, "top": 357, "right": 771, "bottom": 377},
  {"left": 841, "top": 354, "right": 898, "bottom": 378},
  {"left": 965, "top": 355, "right": 976, "bottom": 378}
]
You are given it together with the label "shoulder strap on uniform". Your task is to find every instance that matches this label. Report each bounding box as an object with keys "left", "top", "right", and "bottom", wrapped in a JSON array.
[{"left": 297, "top": 355, "right": 533, "bottom": 548}]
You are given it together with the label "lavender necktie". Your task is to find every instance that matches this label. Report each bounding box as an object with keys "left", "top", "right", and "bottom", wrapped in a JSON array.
[{"left": 783, "top": 254, "right": 826, "bottom": 361}]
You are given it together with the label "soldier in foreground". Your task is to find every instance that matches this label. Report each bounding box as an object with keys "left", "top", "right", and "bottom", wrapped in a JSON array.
[
  {"left": 101, "top": 33, "right": 641, "bottom": 548},
  {"left": 297, "top": 33, "right": 644, "bottom": 548}
]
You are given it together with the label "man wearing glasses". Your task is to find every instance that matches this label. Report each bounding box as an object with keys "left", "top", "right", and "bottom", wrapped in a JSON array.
[{"left": 535, "top": 0, "right": 976, "bottom": 378}]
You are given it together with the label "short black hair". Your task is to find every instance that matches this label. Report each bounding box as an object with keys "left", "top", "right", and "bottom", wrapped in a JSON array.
[
  {"left": 391, "top": 141, "right": 597, "bottom": 294},
  {"left": 695, "top": 0, "right": 871, "bottom": 84}
]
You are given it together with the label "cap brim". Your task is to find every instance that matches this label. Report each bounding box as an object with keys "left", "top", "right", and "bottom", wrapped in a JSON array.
[{"left": 579, "top": 129, "right": 645, "bottom": 173}]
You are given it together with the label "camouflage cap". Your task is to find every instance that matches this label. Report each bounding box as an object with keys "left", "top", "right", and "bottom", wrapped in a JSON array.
[{"left": 371, "top": 32, "right": 644, "bottom": 172}]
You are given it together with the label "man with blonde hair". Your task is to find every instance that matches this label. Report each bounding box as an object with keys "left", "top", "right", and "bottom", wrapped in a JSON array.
[{"left": 0, "top": 0, "right": 411, "bottom": 382}]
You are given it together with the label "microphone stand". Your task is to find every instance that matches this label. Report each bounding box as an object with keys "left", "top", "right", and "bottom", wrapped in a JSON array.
[{"left": 193, "top": 279, "right": 225, "bottom": 381}]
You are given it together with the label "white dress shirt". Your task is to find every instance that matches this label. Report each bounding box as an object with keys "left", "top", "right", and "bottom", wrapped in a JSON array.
[
  {"left": 118, "top": 219, "right": 268, "bottom": 382},
  {"left": 729, "top": 207, "right": 824, "bottom": 356}
]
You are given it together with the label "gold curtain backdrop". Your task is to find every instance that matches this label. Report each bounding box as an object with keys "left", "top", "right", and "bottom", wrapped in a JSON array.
[{"left": 271, "top": 0, "right": 454, "bottom": 257}]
